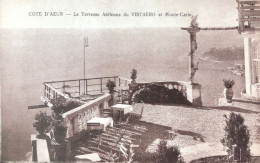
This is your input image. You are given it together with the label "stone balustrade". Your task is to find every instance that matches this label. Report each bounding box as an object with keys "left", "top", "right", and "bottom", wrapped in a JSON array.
[
  {"left": 62, "top": 93, "right": 114, "bottom": 140},
  {"left": 121, "top": 80, "right": 202, "bottom": 106}
]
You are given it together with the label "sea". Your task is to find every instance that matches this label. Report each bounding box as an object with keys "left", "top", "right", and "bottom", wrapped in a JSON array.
[{"left": 0, "top": 28, "right": 244, "bottom": 161}]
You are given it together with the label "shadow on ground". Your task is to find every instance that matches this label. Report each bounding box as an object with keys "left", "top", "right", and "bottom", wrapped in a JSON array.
[
  {"left": 175, "top": 129, "right": 205, "bottom": 142},
  {"left": 131, "top": 121, "right": 172, "bottom": 161},
  {"left": 204, "top": 106, "right": 260, "bottom": 114}
]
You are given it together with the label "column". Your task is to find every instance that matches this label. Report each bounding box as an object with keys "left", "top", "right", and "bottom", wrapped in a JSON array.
[
  {"left": 187, "top": 28, "right": 200, "bottom": 84},
  {"left": 244, "top": 37, "right": 252, "bottom": 95}
]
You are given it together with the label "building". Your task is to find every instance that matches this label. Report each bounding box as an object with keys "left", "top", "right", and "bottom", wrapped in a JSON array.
[{"left": 237, "top": 0, "right": 260, "bottom": 98}]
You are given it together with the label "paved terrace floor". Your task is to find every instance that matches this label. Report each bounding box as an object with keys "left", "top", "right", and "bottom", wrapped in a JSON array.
[{"left": 132, "top": 103, "right": 260, "bottom": 162}]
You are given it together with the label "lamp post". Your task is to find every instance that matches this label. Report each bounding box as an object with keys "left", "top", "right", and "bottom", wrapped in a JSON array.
[{"left": 84, "top": 37, "right": 89, "bottom": 94}]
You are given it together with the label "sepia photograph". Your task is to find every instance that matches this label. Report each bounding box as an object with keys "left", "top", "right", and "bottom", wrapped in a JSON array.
[{"left": 0, "top": 0, "right": 260, "bottom": 162}]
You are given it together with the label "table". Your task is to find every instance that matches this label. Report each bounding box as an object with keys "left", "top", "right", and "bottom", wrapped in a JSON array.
[
  {"left": 111, "top": 104, "right": 133, "bottom": 121},
  {"left": 87, "top": 117, "right": 113, "bottom": 131}
]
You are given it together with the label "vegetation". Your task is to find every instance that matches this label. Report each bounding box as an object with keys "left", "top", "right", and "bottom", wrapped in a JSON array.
[
  {"left": 152, "top": 139, "right": 183, "bottom": 163},
  {"left": 106, "top": 79, "right": 116, "bottom": 94},
  {"left": 50, "top": 113, "right": 67, "bottom": 143},
  {"left": 202, "top": 47, "right": 244, "bottom": 61},
  {"left": 221, "top": 112, "right": 251, "bottom": 162},
  {"left": 33, "top": 111, "right": 51, "bottom": 137},
  {"left": 132, "top": 84, "right": 191, "bottom": 105},
  {"left": 223, "top": 79, "right": 235, "bottom": 89},
  {"left": 121, "top": 113, "right": 142, "bottom": 125},
  {"left": 51, "top": 96, "right": 82, "bottom": 115},
  {"left": 130, "top": 68, "right": 137, "bottom": 81}
]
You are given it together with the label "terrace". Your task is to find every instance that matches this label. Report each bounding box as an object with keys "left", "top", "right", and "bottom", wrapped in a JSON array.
[
  {"left": 71, "top": 103, "right": 260, "bottom": 162},
  {"left": 34, "top": 74, "right": 204, "bottom": 161},
  {"left": 41, "top": 76, "right": 131, "bottom": 107}
]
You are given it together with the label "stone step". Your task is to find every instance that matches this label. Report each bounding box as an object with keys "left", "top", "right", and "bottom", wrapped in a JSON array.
[
  {"left": 77, "top": 146, "right": 92, "bottom": 154},
  {"left": 100, "top": 134, "right": 132, "bottom": 144},
  {"left": 105, "top": 129, "right": 134, "bottom": 140},
  {"left": 101, "top": 132, "right": 120, "bottom": 140},
  {"left": 88, "top": 139, "right": 120, "bottom": 153},
  {"left": 119, "top": 124, "right": 148, "bottom": 132},
  {"left": 88, "top": 146, "right": 110, "bottom": 155},
  {"left": 76, "top": 146, "right": 112, "bottom": 162},
  {"left": 108, "top": 127, "right": 142, "bottom": 136},
  {"left": 91, "top": 137, "right": 121, "bottom": 149}
]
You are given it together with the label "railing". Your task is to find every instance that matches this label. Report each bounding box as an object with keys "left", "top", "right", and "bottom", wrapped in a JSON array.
[
  {"left": 62, "top": 93, "right": 114, "bottom": 139},
  {"left": 121, "top": 80, "right": 190, "bottom": 102},
  {"left": 42, "top": 76, "right": 131, "bottom": 105},
  {"left": 118, "top": 76, "right": 131, "bottom": 88},
  {"left": 237, "top": 0, "right": 260, "bottom": 33},
  {"left": 121, "top": 80, "right": 202, "bottom": 106},
  {"left": 42, "top": 83, "right": 70, "bottom": 107}
]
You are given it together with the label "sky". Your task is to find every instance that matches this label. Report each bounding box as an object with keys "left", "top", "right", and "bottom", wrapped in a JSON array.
[{"left": 0, "top": 0, "right": 239, "bottom": 28}]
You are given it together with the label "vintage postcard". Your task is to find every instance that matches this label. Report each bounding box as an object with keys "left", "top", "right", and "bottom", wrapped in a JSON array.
[{"left": 0, "top": 0, "right": 260, "bottom": 162}]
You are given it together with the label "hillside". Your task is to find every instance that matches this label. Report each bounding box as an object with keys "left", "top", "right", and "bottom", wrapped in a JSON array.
[{"left": 201, "top": 47, "right": 244, "bottom": 61}]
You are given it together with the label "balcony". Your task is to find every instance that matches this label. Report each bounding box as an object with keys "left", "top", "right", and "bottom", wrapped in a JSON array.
[
  {"left": 237, "top": 0, "right": 260, "bottom": 33},
  {"left": 41, "top": 76, "right": 131, "bottom": 107}
]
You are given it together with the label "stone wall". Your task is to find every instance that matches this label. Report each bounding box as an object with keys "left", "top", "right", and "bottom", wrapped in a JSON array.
[{"left": 62, "top": 93, "right": 114, "bottom": 140}]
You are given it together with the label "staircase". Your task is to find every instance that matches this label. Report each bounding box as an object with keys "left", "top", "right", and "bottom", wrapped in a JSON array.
[{"left": 73, "top": 124, "right": 144, "bottom": 162}]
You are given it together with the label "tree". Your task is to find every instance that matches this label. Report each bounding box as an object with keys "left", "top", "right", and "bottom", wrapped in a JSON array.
[
  {"left": 130, "top": 68, "right": 137, "bottom": 82},
  {"left": 221, "top": 112, "right": 251, "bottom": 162},
  {"left": 152, "top": 139, "right": 183, "bottom": 163}
]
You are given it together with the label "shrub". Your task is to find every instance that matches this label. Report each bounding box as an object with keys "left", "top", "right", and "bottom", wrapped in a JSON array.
[
  {"left": 52, "top": 96, "right": 82, "bottom": 115},
  {"left": 133, "top": 84, "right": 191, "bottom": 105},
  {"left": 106, "top": 79, "right": 116, "bottom": 94},
  {"left": 63, "top": 100, "right": 82, "bottom": 113},
  {"left": 53, "top": 121, "right": 67, "bottom": 143},
  {"left": 223, "top": 79, "right": 235, "bottom": 89},
  {"left": 152, "top": 139, "right": 183, "bottom": 163},
  {"left": 33, "top": 111, "right": 52, "bottom": 135},
  {"left": 221, "top": 112, "right": 251, "bottom": 162},
  {"left": 52, "top": 96, "right": 67, "bottom": 115}
]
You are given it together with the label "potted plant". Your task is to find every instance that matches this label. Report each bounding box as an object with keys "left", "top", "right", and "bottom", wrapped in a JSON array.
[
  {"left": 223, "top": 79, "right": 235, "bottom": 103},
  {"left": 53, "top": 122, "right": 67, "bottom": 143},
  {"left": 106, "top": 79, "right": 116, "bottom": 94},
  {"left": 50, "top": 113, "right": 67, "bottom": 143},
  {"left": 33, "top": 111, "right": 51, "bottom": 138},
  {"left": 130, "top": 68, "right": 137, "bottom": 83}
]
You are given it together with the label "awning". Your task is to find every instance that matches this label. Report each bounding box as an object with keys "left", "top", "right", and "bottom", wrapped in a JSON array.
[{"left": 75, "top": 153, "right": 101, "bottom": 162}]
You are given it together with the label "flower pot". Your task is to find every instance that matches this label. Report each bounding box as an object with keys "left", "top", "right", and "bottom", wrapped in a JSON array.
[
  {"left": 54, "top": 129, "right": 66, "bottom": 143},
  {"left": 36, "top": 132, "right": 48, "bottom": 139},
  {"left": 108, "top": 87, "right": 115, "bottom": 94},
  {"left": 223, "top": 88, "right": 234, "bottom": 103},
  {"left": 131, "top": 80, "right": 136, "bottom": 84}
]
